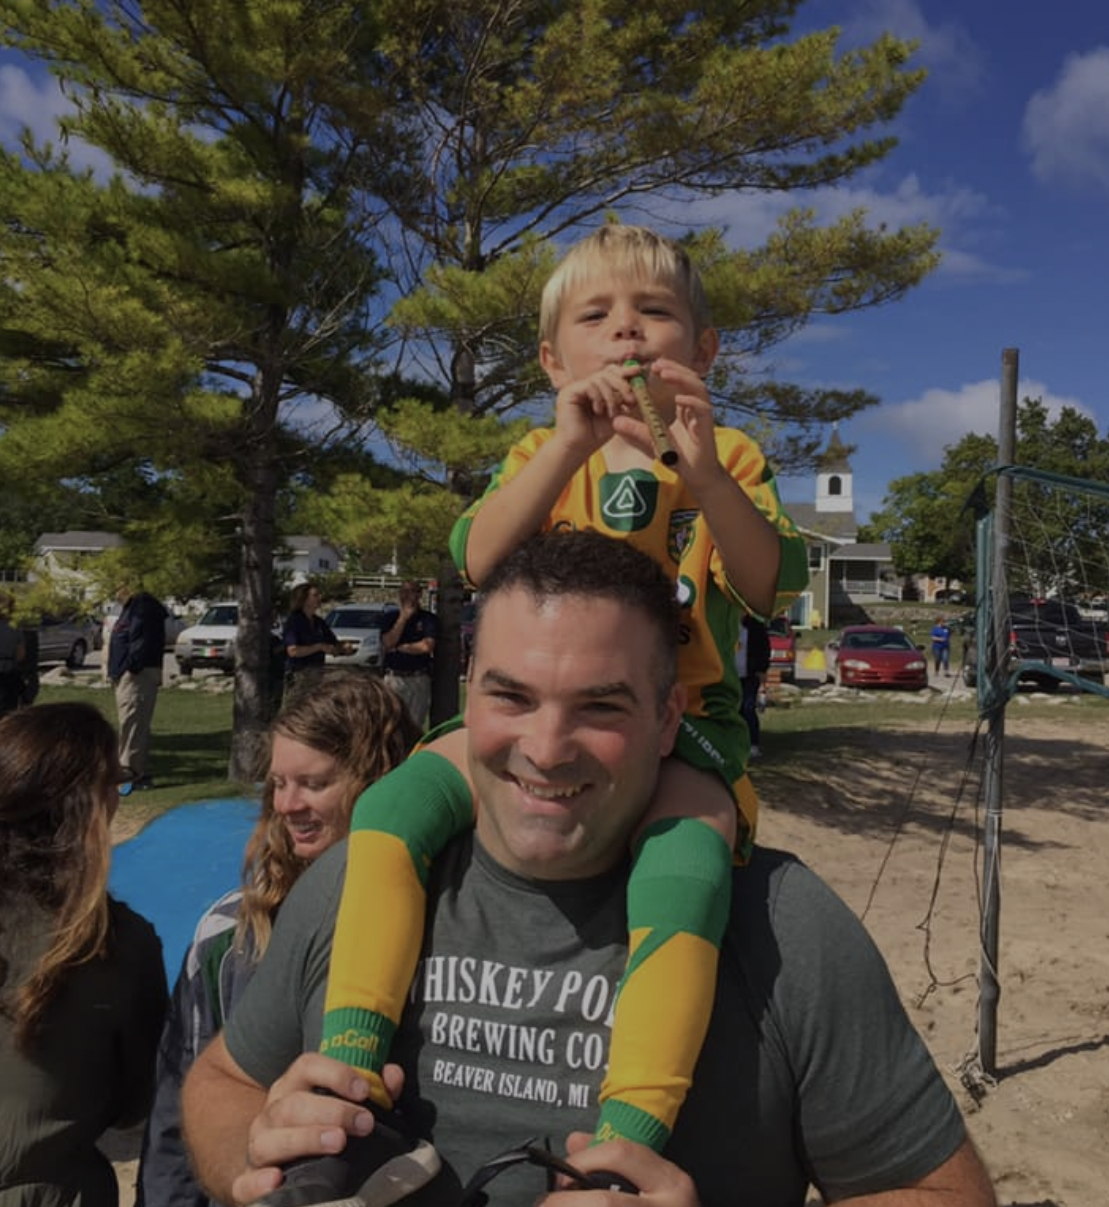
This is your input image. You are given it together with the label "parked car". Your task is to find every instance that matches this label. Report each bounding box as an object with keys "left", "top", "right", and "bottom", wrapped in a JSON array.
[
  {"left": 825, "top": 625, "right": 929, "bottom": 690},
  {"left": 766, "top": 615, "right": 796, "bottom": 683},
  {"left": 164, "top": 611, "right": 190, "bottom": 649},
  {"left": 324, "top": 603, "right": 387, "bottom": 669},
  {"left": 174, "top": 602, "right": 240, "bottom": 675},
  {"left": 962, "top": 594, "right": 1109, "bottom": 691},
  {"left": 33, "top": 613, "right": 100, "bottom": 669}
]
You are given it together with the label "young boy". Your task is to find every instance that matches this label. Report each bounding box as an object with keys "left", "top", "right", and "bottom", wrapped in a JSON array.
[{"left": 283, "top": 226, "right": 807, "bottom": 1204}]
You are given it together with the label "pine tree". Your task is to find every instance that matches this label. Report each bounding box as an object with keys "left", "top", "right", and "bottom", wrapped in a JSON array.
[
  {"left": 1, "top": 0, "right": 940, "bottom": 755},
  {"left": 1, "top": 0, "right": 408, "bottom": 773}
]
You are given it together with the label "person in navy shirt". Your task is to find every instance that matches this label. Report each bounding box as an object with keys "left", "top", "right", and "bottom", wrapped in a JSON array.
[{"left": 381, "top": 580, "right": 437, "bottom": 729}]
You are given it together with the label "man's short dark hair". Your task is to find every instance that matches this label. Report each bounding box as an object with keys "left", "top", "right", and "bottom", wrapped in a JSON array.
[{"left": 474, "top": 531, "right": 680, "bottom": 701}]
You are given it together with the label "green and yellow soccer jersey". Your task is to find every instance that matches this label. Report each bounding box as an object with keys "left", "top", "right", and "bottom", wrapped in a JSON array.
[{"left": 450, "top": 427, "right": 808, "bottom": 726}]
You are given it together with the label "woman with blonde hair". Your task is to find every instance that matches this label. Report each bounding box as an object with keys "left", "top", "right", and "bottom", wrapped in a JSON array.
[
  {"left": 137, "top": 667, "right": 421, "bottom": 1207},
  {"left": 0, "top": 702, "right": 167, "bottom": 1207}
]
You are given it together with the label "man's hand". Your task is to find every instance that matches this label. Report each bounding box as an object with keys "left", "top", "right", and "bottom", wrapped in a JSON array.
[
  {"left": 541, "top": 1135, "right": 700, "bottom": 1207},
  {"left": 225, "top": 1053, "right": 378, "bottom": 1204}
]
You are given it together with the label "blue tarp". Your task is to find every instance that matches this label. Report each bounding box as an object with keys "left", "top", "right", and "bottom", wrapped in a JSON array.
[{"left": 109, "top": 797, "right": 260, "bottom": 979}]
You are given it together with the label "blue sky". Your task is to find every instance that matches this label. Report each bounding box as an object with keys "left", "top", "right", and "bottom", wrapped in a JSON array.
[
  {"left": 3, "top": 1, "right": 1108, "bottom": 522},
  {"left": 771, "top": 0, "right": 1109, "bottom": 517}
]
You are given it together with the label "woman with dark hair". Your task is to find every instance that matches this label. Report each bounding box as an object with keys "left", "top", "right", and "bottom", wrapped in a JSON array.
[
  {"left": 282, "top": 582, "right": 343, "bottom": 682},
  {"left": 137, "top": 668, "right": 421, "bottom": 1207},
  {"left": 0, "top": 702, "right": 167, "bottom": 1207}
]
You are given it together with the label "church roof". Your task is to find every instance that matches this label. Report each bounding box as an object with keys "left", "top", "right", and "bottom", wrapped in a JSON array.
[
  {"left": 785, "top": 503, "right": 858, "bottom": 542},
  {"left": 830, "top": 542, "right": 892, "bottom": 561},
  {"left": 817, "top": 429, "right": 852, "bottom": 473}
]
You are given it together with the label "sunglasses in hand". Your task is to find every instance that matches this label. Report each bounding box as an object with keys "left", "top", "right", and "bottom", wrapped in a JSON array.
[{"left": 458, "top": 1138, "right": 639, "bottom": 1207}]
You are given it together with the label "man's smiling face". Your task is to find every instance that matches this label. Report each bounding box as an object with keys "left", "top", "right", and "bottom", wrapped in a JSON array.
[{"left": 464, "top": 585, "right": 684, "bottom": 880}]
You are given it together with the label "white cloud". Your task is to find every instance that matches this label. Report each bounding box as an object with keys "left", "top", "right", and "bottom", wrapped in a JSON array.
[
  {"left": 1023, "top": 47, "right": 1109, "bottom": 193},
  {"left": 837, "top": 0, "right": 984, "bottom": 99},
  {"left": 0, "top": 62, "right": 68, "bottom": 145},
  {"left": 657, "top": 171, "right": 1001, "bottom": 277},
  {"left": 857, "top": 378, "right": 1093, "bottom": 469},
  {"left": 0, "top": 61, "right": 113, "bottom": 176}
]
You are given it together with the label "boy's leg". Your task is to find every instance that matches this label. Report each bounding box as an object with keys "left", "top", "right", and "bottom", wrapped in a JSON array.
[
  {"left": 596, "top": 746, "right": 748, "bottom": 1152},
  {"left": 320, "top": 738, "right": 474, "bottom": 1106}
]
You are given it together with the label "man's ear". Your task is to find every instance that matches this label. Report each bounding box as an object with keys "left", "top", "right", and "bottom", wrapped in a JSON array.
[
  {"left": 659, "top": 681, "right": 688, "bottom": 758},
  {"left": 539, "top": 339, "right": 571, "bottom": 388},
  {"left": 691, "top": 326, "right": 720, "bottom": 376}
]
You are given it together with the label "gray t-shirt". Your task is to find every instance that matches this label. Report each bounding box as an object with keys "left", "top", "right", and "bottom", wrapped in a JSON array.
[{"left": 224, "top": 839, "right": 965, "bottom": 1207}]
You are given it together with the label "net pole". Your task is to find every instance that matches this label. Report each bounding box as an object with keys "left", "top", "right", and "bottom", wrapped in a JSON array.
[{"left": 979, "top": 348, "right": 1018, "bottom": 1074}]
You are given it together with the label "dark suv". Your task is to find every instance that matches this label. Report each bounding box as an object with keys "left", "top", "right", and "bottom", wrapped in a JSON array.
[{"left": 963, "top": 596, "right": 1109, "bottom": 690}]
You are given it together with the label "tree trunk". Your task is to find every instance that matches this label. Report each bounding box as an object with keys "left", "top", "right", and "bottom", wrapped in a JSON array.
[
  {"left": 430, "top": 559, "right": 463, "bottom": 726},
  {"left": 227, "top": 374, "right": 281, "bottom": 782}
]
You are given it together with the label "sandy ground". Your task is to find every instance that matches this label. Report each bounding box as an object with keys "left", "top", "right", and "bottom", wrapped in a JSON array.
[
  {"left": 106, "top": 690, "right": 1109, "bottom": 1207},
  {"left": 753, "top": 696, "right": 1109, "bottom": 1207}
]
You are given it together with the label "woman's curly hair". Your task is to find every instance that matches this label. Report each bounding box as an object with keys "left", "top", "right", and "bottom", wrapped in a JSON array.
[{"left": 235, "top": 667, "right": 421, "bottom": 959}]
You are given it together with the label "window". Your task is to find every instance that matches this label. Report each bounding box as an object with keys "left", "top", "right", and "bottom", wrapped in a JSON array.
[
  {"left": 808, "top": 543, "right": 825, "bottom": 572},
  {"left": 828, "top": 475, "right": 842, "bottom": 496}
]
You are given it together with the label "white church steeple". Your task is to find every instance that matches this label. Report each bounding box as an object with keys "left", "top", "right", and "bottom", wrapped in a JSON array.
[{"left": 815, "top": 426, "right": 854, "bottom": 515}]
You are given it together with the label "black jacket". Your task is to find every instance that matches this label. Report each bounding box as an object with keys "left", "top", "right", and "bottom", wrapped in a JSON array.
[
  {"left": 108, "top": 593, "right": 167, "bottom": 680},
  {"left": 743, "top": 616, "right": 771, "bottom": 677}
]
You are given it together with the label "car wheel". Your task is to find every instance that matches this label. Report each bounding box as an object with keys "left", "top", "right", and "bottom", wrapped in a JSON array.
[
  {"left": 178, "top": 661, "right": 193, "bottom": 677},
  {"left": 66, "top": 639, "right": 87, "bottom": 669}
]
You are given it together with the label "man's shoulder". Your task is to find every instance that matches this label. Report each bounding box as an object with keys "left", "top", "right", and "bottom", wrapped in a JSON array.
[
  {"left": 729, "top": 847, "right": 847, "bottom": 938},
  {"left": 300, "top": 839, "right": 348, "bottom": 890},
  {"left": 137, "top": 592, "right": 167, "bottom": 618},
  {"left": 274, "top": 839, "right": 349, "bottom": 929}
]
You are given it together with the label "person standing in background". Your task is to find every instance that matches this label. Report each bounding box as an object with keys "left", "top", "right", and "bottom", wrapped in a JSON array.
[
  {"left": 381, "top": 580, "right": 436, "bottom": 729},
  {"left": 283, "top": 582, "right": 343, "bottom": 687},
  {"left": 0, "top": 591, "right": 25, "bottom": 717},
  {"left": 108, "top": 582, "right": 167, "bottom": 790},
  {"left": 931, "top": 616, "right": 952, "bottom": 677},
  {"left": 736, "top": 613, "right": 771, "bottom": 758}
]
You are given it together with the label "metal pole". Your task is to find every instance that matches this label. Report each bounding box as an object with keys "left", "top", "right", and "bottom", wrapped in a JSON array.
[{"left": 979, "top": 348, "right": 1018, "bottom": 1074}]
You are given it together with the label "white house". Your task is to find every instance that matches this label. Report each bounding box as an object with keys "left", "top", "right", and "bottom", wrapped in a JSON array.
[
  {"left": 275, "top": 534, "right": 344, "bottom": 584},
  {"left": 783, "top": 431, "right": 897, "bottom": 627},
  {"left": 31, "top": 531, "right": 125, "bottom": 598}
]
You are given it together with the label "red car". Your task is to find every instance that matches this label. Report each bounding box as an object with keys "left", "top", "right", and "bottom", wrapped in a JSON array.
[
  {"left": 824, "top": 625, "right": 929, "bottom": 690},
  {"left": 767, "top": 615, "right": 796, "bottom": 682}
]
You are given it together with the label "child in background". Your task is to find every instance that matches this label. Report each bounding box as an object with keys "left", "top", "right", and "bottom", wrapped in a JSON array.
[{"left": 288, "top": 226, "right": 807, "bottom": 1204}]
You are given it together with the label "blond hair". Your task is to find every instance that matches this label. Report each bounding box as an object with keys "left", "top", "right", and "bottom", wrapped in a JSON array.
[
  {"left": 235, "top": 668, "right": 421, "bottom": 958},
  {"left": 539, "top": 225, "right": 711, "bottom": 346},
  {"left": 0, "top": 703, "right": 118, "bottom": 1053}
]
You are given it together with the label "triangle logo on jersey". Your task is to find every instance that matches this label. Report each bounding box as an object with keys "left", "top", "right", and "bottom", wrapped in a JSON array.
[{"left": 599, "top": 471, "right": 657, "bottom": 532}]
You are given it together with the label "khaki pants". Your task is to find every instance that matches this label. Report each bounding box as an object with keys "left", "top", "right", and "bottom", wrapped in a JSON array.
[
  {"left": 115, "top": 665, "right": 163, "bottom": 779},
  {"left": 384, "top": 670, "right": 431, "bottom": 731}
]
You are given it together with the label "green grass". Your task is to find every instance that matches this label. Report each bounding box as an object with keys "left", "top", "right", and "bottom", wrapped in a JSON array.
[
  {"left": 39, "top": 670, "right": 1107, "bottom": 833},
  {"left": 37, "top": 681, "right": 244, "bottom": 830}
]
